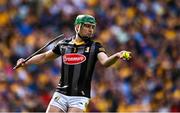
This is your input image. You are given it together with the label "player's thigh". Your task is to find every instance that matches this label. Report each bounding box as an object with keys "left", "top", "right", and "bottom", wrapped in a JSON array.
[
  {"left": 47, "top": 92, "right": 68, "bottom": 112},
  {"left": 68, "top": 96, "right": 89, "bottom": 112},
  {"left": 46, "top": 105, "right": 64, "bottom": 113},
  {"left": 68, "top": 107, "right": 83, "bottom": 112}
]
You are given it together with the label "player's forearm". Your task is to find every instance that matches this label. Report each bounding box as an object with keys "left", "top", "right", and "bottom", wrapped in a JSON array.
[
  {"left": 25, "top": 53, "right": 47, "bottom": 65},
  {"left": 103, "top": 53, "right": 119, "bottom": 67},
  {"left": 98, "top": 52, "right": 119, "bottom": 67},
  {"left": 98, "top": 51, "right": 132, "bottom": 67}
]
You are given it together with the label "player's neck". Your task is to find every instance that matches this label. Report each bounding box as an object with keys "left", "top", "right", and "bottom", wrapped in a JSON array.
[{"left": 73, "top": 35, "right": 85, "bottom": 45}]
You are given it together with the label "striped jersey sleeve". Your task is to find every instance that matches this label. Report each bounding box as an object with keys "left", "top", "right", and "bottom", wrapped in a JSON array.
[
  {"left": 52, "top": 41, "right": 62, "bottom": 55},
  {"left": 95, "top": 42, "right": 106, "bottom": 54}
]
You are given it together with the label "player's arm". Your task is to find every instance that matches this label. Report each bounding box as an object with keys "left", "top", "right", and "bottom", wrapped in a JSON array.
[
  {"left": 16, "top": 50, "right": 59, "bottom": 68},
  {"left": 97, "top": 51, "right": 131, "bottom": 67}
]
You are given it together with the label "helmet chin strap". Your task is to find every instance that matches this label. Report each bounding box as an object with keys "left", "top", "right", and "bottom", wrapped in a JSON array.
[{"left": 76, "top": 24, "right": 91, "bottom": 43}]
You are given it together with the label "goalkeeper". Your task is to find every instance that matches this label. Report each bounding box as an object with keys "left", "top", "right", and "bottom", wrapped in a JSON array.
[{"left": 15, "top": 14, "right": 132, "bottom": 113}]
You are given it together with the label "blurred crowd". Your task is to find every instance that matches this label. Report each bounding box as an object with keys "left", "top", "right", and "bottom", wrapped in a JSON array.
[{"left": 0, "top": 0, "right": 180, "bottom": 112}]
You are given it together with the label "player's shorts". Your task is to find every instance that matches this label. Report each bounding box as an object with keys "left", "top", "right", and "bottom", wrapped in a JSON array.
[{"left": 48, "top": 91, "right": 89, "bottom": 112}]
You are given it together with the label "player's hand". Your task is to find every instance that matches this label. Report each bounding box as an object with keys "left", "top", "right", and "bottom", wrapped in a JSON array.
[
  {"left": 117, "top": 50, "right": 132, "bottom": 60},
  {"left": 15, "top": 58, "right": 26, "bottom": 69}
]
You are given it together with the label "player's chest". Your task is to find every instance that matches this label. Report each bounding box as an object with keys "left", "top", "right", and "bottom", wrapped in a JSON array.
[
  {"left": 61, "top": 45, "right": 92, "bottom": 55},
  {"left": 61, "top": 45, "right": 93, "bottom": 65}
]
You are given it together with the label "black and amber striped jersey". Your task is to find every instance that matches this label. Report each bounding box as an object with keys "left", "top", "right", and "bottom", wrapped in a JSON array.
[{"left": 52, "top": 37, "right": 106, "bottom": 98}]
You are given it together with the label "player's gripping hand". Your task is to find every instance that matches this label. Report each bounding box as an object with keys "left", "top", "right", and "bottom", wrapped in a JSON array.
[
  {"left": 117, "top": 50, "right": 132, "bottom": 60},
  {"left": 16, "top": 58, "right": 26, "bottom": 68}
]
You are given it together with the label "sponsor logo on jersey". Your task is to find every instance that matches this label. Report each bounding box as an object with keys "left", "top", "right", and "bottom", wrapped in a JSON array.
[{"left": 63, "top": 53, "right": 86, "bottom": 65}]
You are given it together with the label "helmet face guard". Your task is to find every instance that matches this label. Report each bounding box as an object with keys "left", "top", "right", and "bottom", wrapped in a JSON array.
[{"left": 74, "top": 15, "right": 96, "bottom": 42}]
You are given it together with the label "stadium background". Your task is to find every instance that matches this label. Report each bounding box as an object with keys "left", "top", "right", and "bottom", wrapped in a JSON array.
[{"left": 0, "top": 0, "right": 179, "bottom": 112}]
